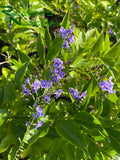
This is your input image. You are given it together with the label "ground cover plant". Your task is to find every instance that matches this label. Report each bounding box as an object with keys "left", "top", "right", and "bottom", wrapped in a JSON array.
[{"left": 0, "top": 0, "right": 120, "bottom": 159}]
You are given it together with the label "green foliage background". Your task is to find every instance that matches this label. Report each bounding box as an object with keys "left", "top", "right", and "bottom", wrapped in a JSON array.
[{"left": 0, "top": 0, "right": 120, "bottom": 159}]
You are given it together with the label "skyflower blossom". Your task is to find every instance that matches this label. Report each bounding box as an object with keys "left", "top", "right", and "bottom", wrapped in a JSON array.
[
  {"left": 99, "top": 76, "right": 116, "bottom": 94},
  {"left": 55, "top": 89, "right": 63, "bottom": 99},
  {"left": 44, "top": 95, "right": 51, "bottom": 104},
  {"left": 35, "top": 120, "right": 43, "bottom": 129},
  {"left": 58, "top": 27, "right": 75, "bottom": 49},
  {"left": 62, "top": 40, "right": 69, "bottom": 48},
  {"left": 41, "top": 80, "right": 52, "bottom": 88},
  {"left": 51, "top": 58, "right": 65, "bottom": 81},
  {"left": 69, "top": 35, "right": 75, "bottom": 44},
  {"left": 22, "top": 84, "right": 31, "bottom": 96},
  {"left": 69, "top": 87, "right": 81, "bottom": 100},
  {"left": 108, "top": 28, "right": 113, "bottom": 34},
  {"left": 69, "top": 87, "right": 87, "bottom": 102},
  {"left": 32, "top": 107, "right": 44, "bottom": 120},
  {"left": 31, "top": 79, "right": 41, "bottom": 92}
]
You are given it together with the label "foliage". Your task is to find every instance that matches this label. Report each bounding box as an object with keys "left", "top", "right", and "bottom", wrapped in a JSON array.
[{"left": 0, "top": 0, "right": 120, "bottom": 160}]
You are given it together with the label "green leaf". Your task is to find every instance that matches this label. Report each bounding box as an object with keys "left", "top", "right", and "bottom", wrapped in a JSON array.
[
  {"left": 85, "top": 29, "right": 96, "bottom": 41},
  {"left": 10, "top": 122, "right": 25, "bottom": 139},
  {"left": 70, "top": 55, "right": 87, "bottom": 68},
  {"left": 105, "top": 127, "right": 120, "bottom": 153},
  {"left": 2, "top": 67, "right": 10, "bottom": 78},
  {"left": 21, "top": 0, "right": 29, "bottom": 10},
  {"left": 61, "top": 10, "right": 70, "bottom": 29},
  {"left": 89, "top": 31, "right": 104, "bottom": 56},
  {"left": 0, "top": 109, "right": 10, "bottom": 126},
  {"left": 105, "top": 39, "right": 120, "bottom": 57},
  {"left": 46, "top": 36, "right": 63, "bottom": 63},
  {"left": 46, "top": 139, "right": 62, "bottom": 160},
  {"left": 15, "top": 61, "right": 29, "bottom": 87},
  {"left": 0, "top": 88, "right": 4, "bottom": 106},
  {"left": 98, "top": 57, "right": 118, "bottom": 81},
  {"left": 101, "top": 99, "right": 111, "bottom": 117},
  {"left": 88, "top": 142, "right": 96, "bottom": 159},
  {"left": 45, "top": 27, "right": 52, "bottom": 50},
  {"left": 0, "top": 135, "right": 16, "bottom": 153},
  {"left": 37, "top": 33, "right": 45, "bottom": 64},
  {"left": 84, "top": 79, "right": 93, "bottom": 107},
  {"left": 55, "top": 119, "right": 87, "bottom": 152},
  {"left": 46, "top": 139, "right": 75, "bottom": 160},
  {"left": 23, "top": 122, "right": 50, "bottom": 149},
  {"left": 80, "top": 0, "right": 95, "bottom": 7},
  {"left": 75, "top": 111, "right": 108, "bottom": 139},
  {"left": 108, "top": 92, "right": 118, "bottom": 103},
  {"left": 8, "top": 141, "right": 20, "bottom": 160},
  {"left": 17, "top": 50, "right": 30, "bottom": 63},
  {"left": 74, "top": 147, "right": 84, "bottom": 160},
  {"left": 103, "top": 32, "right": 110, "bottom": 56},
  {"left": 4, "top": 81, "right": 16, "bottom": 103}
]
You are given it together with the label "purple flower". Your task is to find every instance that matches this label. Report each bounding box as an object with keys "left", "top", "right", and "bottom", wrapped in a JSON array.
[
  {"left": 81, "top": 91, "right": 87, "bottom": 98},
  {"left": 59, "top": 27, "right": 65, "bottom": 33},
  {"left": 55, "top": 89, "right": 63, "bottom": 99},
  {"left": 109, "top": 76, "right": 113, "bottom": 82},
  {"left": 59, "top": 27, "right": 75, "bottom": 49},
  {"left": 52, "top": 75, "right": 58, "bottom": 82},
  {"left": 41, "top": 80, "right": 48, "bottom": 88},
  {"left": 79, "top": 91, "right": 87, "bottom": 103},
  {"left": 54, "top": 58, "right": 63, "bottom": 65},
  {"left": 44, "top": 95, "right": 51, "bottom": 104},
  {"left": 25, "top": 122, "right": 30, "bottom": 127},
  {"left": 35, "top": 120, "right": 43, "bottom": 129},
  {"left": 22, "top": 84, "right": 31, "bottom": 96},
  {"left": 32, "top": 113, "right": 37, "bottom": 119},
  {"left": 62, "top": 40, "right": 69, "bottom": 48},
  {"left": 47, "top": 80, "right": 53, "bottom": 88},
  {"left": 31, "top": 79, "right": 41, "bottom": 92},
  {"left": 25, "top": 78, "right": 31, "bottom": 84},
  {"left": 108, "top": 28, "right": 113, "bottom": 34},
  {"left": 73, "top": 5, "right": 79, "bottom": 9},
  {"left": 69, "top": 87, "right": 81, "bottom": 100},
  {"left": 32, "top": 107, "right": 44, "bottom": 120},
  {"left": 36, "top": 107, "right": 44, "bottom": 117},
  {"left": 41, "top": 80, "right": 52, "bottom": 89},
  {"left": 56, "top": 71, "right": 65, "bottom": 79},
  {"left": 59, "top": 27, "right": 72, "bottom": 38},
  {"left": 69, "top": 35, "right": 75, "bottom": 44},
  {"left": 50, "top": 69, "right": 55, "bottom": 77},
  {"left": 53, "top": 58, "right": 64, "bottom": 71},
  {"left": 54, "top": 66, "right": 63, "bottom": 72},
  {"left": 65, "top": 28, "right": 72, "bottom": 34},
  {"left": 99, "top": 77, "right": 116, "bottom": 94}
]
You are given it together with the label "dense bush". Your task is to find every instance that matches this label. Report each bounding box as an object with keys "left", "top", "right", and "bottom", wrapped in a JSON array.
[{"left": 0, "top": 0, "right": 120, "bottom": 159}]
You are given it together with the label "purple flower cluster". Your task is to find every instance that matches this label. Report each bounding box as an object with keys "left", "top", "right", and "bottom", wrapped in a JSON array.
[
  {"left": 59, "top": 27, "right": 75, "bottom": 48},
  {"left": 31, "top": 79, "right": 41, "bottom": 93},
  {"left": 41, "top": 80, "right": 52, "bottom": 88},
  {"left": 69, "top": 87, "right": 87, "bottom": 103},
  {"left": 32, "top": 107, "right": 44, "bottom": 119},
  {"left": 50, "top": 58, "right": 65, "bottom": 83},
  {"left": 22, "top": 78, "right": 53, "bottom": 95},
  {"left": 99, "top": 76, "right": 116, "bottom": 94},
  {"left": 33, "top": 107, "right": 44, "bottom": 129},
  {"left": 26, "top": 107, "right": 44, "bottom": 129}
]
